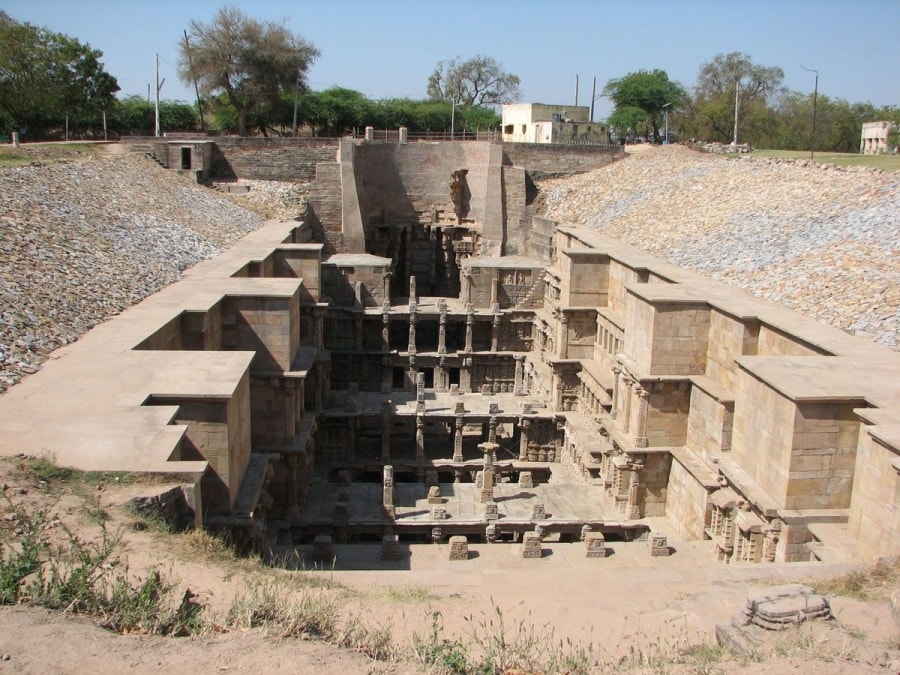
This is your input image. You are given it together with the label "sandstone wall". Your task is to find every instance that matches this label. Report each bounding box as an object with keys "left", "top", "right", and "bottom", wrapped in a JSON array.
[
  {"left": 501, "top": 142, "right": 623, "bottom": 179},
  {"left": 848, "top": 427, "right": 900, "bottom": 560},
  {"left": 209, "top": 138, "right": 339, "bottom": 181},
  {"left": 665, "top": 458, "right": 709, "bottom": 539}
]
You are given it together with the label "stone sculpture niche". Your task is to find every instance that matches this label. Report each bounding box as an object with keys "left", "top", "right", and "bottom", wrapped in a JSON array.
[{"left": 449, "top": 169, "right": 470, "bottom": 222}]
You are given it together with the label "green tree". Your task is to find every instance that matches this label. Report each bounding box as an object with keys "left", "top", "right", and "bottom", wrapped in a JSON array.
[
  {"left": 687, "top": 52, "right": 784, "bottom": 145},
  {"left": 179, "top": 6, "right": 319, "bottom": 136},
  {"left": 603, "top": 70, "right": 686, "bottom": 143},
  {"left": 427, "top": 55, "right": 521, "bottom": 107},
  {"left": 0, "top": 11, "right": 119, "bottom": 137},
  {"left": 108, "top": 96, "right": 198, "bottom": 136}
]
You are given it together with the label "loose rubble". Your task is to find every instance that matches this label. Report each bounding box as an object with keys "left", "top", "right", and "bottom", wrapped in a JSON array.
[
  {"left": 0, "top": 154, "right": 264, "bottom": 392},
  {"left": 539, "top": 144, "right": 899, "bottom": 348}
]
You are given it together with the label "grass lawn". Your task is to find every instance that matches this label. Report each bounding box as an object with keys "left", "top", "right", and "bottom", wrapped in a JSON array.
[
  {"left": 0, "top": 141, "right": 110, "bottom": 168},
  {"left": 751, "top": 148, "right": 900, "bottom": 171}
]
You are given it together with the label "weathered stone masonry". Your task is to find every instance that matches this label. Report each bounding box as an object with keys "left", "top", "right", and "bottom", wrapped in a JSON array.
[{"left": 2, "top": 138, "right": 897, "bottom": 563}]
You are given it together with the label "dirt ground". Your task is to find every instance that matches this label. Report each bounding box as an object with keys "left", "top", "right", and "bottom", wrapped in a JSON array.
[{"left": 0, "top": 457, "right": 897, "bottom": 674}]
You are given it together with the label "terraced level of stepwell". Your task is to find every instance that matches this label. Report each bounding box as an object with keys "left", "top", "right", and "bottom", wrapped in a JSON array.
[{"left": 1, "top": 138, "right": 897, "bottom": 565}]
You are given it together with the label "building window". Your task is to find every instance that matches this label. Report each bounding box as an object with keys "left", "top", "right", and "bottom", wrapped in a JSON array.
[{"left": 504, "top": 125, "right": 514, "bottom": 135}]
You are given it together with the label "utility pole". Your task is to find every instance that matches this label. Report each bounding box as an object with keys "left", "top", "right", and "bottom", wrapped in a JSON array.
[
  {"left": 183, "top": 30, "right": 206, "bottom": 132},
  {"left": 574, "top": 74, "right": 579, "bottom": 107},
  {"left": 662, "top": 103, "right": 672, "bottom": 145},
  {"left": 589, "top": 76, "right": 597, "bottom": 122},
  {"left": 800, "top": 64, "right": 819, "bottom": 160},
  {"left": 154, "top": 54, "right": 165, "bottom": 137},
  {"left": 732, "top": 80, "right": 740, "bottom": 148}
]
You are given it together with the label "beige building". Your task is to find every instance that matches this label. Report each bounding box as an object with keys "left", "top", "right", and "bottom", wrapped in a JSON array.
[
  {"left": 860, "top": 120, "right": 897, "bottom": 155},
  {"left": 502, "top": 103, "right": 608, "bottom": 144}
]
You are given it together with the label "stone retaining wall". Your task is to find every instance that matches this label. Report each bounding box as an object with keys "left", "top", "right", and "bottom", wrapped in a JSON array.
[{"left": 502, "top": 142, "right": 624, "bottom": 179}]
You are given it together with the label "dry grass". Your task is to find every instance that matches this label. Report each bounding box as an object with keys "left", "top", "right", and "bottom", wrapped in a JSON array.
[
  {"left": 813, "top": 557, "right": 899, "bottom": 601},
  {"left": 751, "top": 148, "right": 900, "bottom": 171},
  {"left": 0, "top": 142, "right": 110, "bottom": 168}
]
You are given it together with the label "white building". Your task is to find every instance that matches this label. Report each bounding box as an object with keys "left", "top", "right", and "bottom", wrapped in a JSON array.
[
  {"left": 502, "top": 103, "right": 608, "bottom": 144},
  {"left": 860, "top": 121, "right": 897, "bottom": 155}
]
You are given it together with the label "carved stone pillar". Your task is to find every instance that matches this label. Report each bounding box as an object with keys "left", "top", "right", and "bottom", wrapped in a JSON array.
[
  {"left": 415, "top": 414, "right": 425, "bottom": 461},
  {"left": 380, "top": 400, "right": 391, "bottom": 462},
  {"left": 514, "top": 355, "right": 525, "bottom": 396},
  {"left": 626, "top": 468, "right": 641, "bottom": 520},
  {"left": 453, "top": 413, "right": 465, "bottom": 462},
  {"left": 461, "top": 356, "right": 471, "bottom": 392},
  {"left": 416, "top": 371, "right": 426, "bottom": 414},
  {"left": 488, "top": 415, "right": 498, "bottom": 444},
  {"left": 465, "top": 303, "right": 474, "bottom": 353},
  {"left": 519, "top": 418, "right": 531, "bottom": 460},
  {"left": 408, "top": 308, "right": 417, "bottom": 356},
  {"left": 610, "top": 366, "right": 621, "bottom": 419},
  {"left": 622, "top": 377, "right": 633, "bottom": 433},
  {"left": 491, "top": 305, "right": 500, "bottom": 353},
  {"left": 353, "top": 281, "right": 363, "bottom": 310},
  {"left": 435, "top": 361, "right": 445, "bottom": 393},
  {"left": 558, "top": 314, "right": 568, "bottom": 359},
  {"left": 382, "top": 465, "right": 395, "bottom": 518},
  {"left": 478, "top": 441, "right": 498, "bottom": 502},
  {"left": 634, "top": 385, "right": 650, "bottom": 448},
  {"left": 461, "top": 268, "right": 471, "bottom": 304},
  {"left": 381, "top": 311, "right": 390, "bottom": 352},
  {"left": 382, "top": 273, "right": 391, "bottom": 310},
  {"left": 438, "top": 299, "right": 447, "bottom": 356},
  {"left": 409, "top": 275, "right": 417, "bottom": 305}
]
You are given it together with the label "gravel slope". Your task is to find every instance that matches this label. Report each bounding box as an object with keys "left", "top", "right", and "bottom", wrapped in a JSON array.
[
  {"left": 2, "top": 145, "right": 897, "bottom": 394},
  {"left": 0, "top": 153, "right": 265, "bottom": 392},
  {"left": 539, "top": 145, "right": 899, "bottom": 348}
]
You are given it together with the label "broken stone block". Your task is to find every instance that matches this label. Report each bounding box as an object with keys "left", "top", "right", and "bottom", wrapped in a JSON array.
[
  {"left": 518, "top": 471, "right": 534, "bottom": 488},
  {"left": 313, "top": 535, "right": 334, "bottom": 562},
  {"left": 488, "top": 402, "right": 499, "bottom": 414},
  {"left": 431, "top": 526, "right": 442, "bottom": 544},
  {"left": 479, "top": 487, "right": 495, "bottom": 503},
  {"left": 483, "top": 501, "right": 499, "bottom": 521},
  {"left": 449, "top": 535, "right": 469, "bottom": 561},
  {"left": 481, "top": 384, "right": 493, "bottom": 395},
  {"left": 450, "top": 385, "right": 460, "bottom": 396},
  {"left": 381, "top": 534, "right": 403, "bottom": 561},
  {"left": 431, "top": 505, "right": 447, "bottom": 520},
  {"left": 648, "top": 532, "right": 670, "bottom": 556},
  {"left": 580, "top": 524, "right": 592, "bottom": 541},
  {"left": 336, "top": 470, "right": 351, "bottom": 486},
  {"left": 733, "top": 584, "right": 832, "bottom": 630},
  {"left": 585, "top": 532, "right": 607, "bottom": 558},
  {"left": 485, "top": 523, "right": 498, "bottom": 542},
  {"left": 521, "top": 532, "right": 542, "bottom": 558},
  {"left": 531, "top": 502, "right": 546, "bottom": 520},
  {"left": 427, "top": 485, "right": 442, "bottom": 504}
]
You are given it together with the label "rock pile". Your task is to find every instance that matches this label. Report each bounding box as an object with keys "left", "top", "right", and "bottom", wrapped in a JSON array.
[
  {"left": 0, "top": 153, "right": 264, "bottom": 392},
  {"left": 539, "top": 144, "right": 899, "bottom": 347}
]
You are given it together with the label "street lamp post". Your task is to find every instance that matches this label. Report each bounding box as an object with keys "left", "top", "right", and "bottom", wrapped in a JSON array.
[
  {"left": 800, "top": 64, "right": 819, "bottom": 160},
  {"left": 662, "top": 103, "right": 672, "bottom": 145}
]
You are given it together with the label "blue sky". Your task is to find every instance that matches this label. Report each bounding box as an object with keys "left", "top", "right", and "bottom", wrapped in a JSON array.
[{"left": 3, "top": 0, "right": 898, "bottom": 120}]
